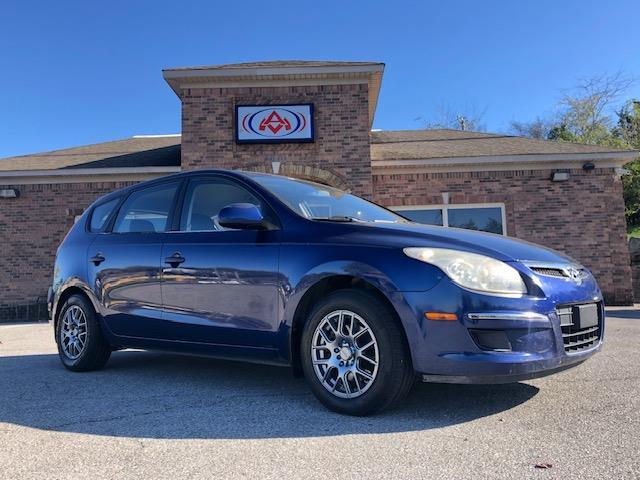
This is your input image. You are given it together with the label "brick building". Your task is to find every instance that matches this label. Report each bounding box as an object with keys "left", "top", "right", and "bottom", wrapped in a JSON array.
[{"left": 0, "top": 60, "right": 638, "bottom": 320}]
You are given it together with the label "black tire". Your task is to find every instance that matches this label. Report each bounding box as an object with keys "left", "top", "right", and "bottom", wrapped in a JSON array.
[
  {"left": 300, "top": 289, "right": 414, "bottom": 416},
  {"left": 55, "top": 294, "right": 111, "bottom": 372}
]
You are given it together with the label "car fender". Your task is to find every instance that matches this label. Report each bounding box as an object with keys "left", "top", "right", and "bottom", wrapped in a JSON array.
[
  {"left": 280, "top": 259, "right": 428, "bottom": 363},
  {"left": 51, "top": 277, "right": 102, "bottom": 328}
]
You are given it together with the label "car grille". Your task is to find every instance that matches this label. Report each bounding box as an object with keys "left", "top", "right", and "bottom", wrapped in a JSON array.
[
  {"left": 530, "top": 266, "right": 589, "bottom": 279},
  {"left": 530, "top": 267, "right": 568, "bottom": 278},
  {"left": 557, "top": 304, "right": 602, "bottom": 353}
]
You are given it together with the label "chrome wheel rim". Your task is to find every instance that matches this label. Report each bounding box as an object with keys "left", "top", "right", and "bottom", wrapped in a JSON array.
[
  {"left": 60, "top": 305, "right": 88, "bottom": 360},
  {"left": 311, "top": 309, "right": 379, "bottom": 399}
]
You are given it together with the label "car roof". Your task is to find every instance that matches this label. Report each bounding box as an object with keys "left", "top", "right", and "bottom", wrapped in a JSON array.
[
  {"left": 92, "top": 169, "right": 249, "bottom": 203},
  {"left": 89, "top": 168, "right": 336, "bottom": 212},
  {"left": 91, "top": 168, "right": 312, "bottom": 210}
]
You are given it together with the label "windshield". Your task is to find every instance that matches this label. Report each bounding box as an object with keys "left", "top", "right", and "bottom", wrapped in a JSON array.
[{"left": 248, "top": 173, "right": 405, "bottom": 223}]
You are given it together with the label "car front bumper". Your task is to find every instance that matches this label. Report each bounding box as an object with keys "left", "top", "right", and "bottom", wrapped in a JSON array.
[
  {"left": 420, "top": 359, "right": 591, "bottom": 384},
  {"left": 397, "top": 272, "right": 604, "bottom": 384}
]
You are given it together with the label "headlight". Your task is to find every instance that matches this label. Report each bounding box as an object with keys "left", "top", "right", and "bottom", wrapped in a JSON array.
[{"left": 403, "top": 247, "right": 527, "bottom": 295}]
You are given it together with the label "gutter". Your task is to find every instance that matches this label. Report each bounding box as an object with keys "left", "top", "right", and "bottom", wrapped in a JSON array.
[
  {"left": 162, "top": 63, "right": 385, "bottom": 80},
  {"left": 371, "top": 151, "right": 639, "bottom": 168},
  {"left": 371, "top": 151, "right": 639, "bottom": 175}
]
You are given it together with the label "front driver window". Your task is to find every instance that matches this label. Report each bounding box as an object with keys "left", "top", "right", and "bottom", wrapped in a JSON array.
[{"left": 179, "top": 177, "right": 266, "bottom": 232}]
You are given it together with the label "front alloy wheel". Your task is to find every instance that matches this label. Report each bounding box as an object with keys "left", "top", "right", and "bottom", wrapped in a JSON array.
[
  {"left": 301, "top": 289, "right": 414, "bottom": 416},
  {"left": 311, "top": 310, "right": 379, "bottom": 398}
]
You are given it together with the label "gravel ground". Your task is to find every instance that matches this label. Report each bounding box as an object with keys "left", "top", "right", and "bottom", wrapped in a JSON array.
[{"left": 0, "top": 308, "right": 638, "bottom": 479}]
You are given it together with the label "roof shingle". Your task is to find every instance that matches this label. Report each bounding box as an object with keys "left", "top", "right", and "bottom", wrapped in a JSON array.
[
  {"left": 370, "top": 129, "right": 637, "bottom": 160},
  {"left": 0, "top": 136, "right": 181, "bottom": 171},
  {"left": 1, "top": 129, "right": 636, "bottom": 173}
]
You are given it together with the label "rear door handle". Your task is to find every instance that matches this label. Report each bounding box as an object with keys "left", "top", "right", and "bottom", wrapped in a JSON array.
[
  {"left": 164, "top": 252, "right": 186, "bottom": 267},
  {"left": 90, "top": 253, "right": 105, "bottom": 266}
]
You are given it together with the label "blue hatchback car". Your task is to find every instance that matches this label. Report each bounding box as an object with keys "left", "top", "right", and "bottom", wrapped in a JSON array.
[{"left": 49, "top": 169, "right": 604, "bottom": 415}]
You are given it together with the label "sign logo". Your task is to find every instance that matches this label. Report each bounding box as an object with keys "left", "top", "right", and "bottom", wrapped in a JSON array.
[
  {"left": 236, "top": 104, "right": 314, "bottom": 143},
  {"left": 259, "top": 110, "right": 291, "bottom": 134}
]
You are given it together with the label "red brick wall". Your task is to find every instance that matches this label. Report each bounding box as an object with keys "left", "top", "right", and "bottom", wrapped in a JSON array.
[
  {"left": 0, "top": 181, "right": 135, "bottom": 317},
  {"left": 180, "top": 83, "right": 373, "bottom": 197},
  {"left": 0, "top": 165, "right": 633, "bottom": 318},
  {"left": 373, "top": 167, "right": 633, "bottom": 305}
]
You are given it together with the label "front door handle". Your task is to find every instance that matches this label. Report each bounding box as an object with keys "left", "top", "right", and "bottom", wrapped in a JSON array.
[
  {"left": 164, "top": 252, "right": 186, "bottom": 267},
  {"left": 90, "top": 253, "right": 105, "bottom": 266}
]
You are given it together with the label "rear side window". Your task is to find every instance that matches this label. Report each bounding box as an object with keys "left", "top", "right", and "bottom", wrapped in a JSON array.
[
  {"left": 89, "top": 198, "right": 120, "bottom": 232},
  {"left": 113, "top": 182, "right": 179, "bottom": 233}
]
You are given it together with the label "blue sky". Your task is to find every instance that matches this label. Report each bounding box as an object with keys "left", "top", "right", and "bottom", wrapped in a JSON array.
[{"left": 1, "top": 0, "right": 639, "bottom": 158}]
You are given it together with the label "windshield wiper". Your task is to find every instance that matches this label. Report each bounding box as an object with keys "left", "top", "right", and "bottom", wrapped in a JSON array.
[{"left": 310, "top": 215, "right": 366, "bottom": 223}]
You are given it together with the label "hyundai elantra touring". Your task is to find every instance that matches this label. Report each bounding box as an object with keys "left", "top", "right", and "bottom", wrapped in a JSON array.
[{"left": 49, "top": 170, "right": 604, "bottom": 415}]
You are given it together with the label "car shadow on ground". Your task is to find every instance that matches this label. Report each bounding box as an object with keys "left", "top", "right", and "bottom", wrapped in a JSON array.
[{"left": 0, "top": 350, "right": 538, "bottom": 439}]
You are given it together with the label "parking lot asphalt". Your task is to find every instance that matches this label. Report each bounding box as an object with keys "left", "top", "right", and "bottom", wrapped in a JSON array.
[{"left": 0, "top": 308, "right": 639, "bottom": 480}]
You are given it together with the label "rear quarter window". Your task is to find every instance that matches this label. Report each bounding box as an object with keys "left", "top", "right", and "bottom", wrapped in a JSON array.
[{"left": 89, "top": 198, "right": 120, "bottom": 232}]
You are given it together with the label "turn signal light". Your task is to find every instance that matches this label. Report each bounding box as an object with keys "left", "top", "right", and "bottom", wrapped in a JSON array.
[{"left": 425, "top": 312, "right": 458, "bottom": 321}]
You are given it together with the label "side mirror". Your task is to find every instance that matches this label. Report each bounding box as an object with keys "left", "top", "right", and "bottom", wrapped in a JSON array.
[{"left": 218, "top": 203, "right": 270, "bottom": 230}]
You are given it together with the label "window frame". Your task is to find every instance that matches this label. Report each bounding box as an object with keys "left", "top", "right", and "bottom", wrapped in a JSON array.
[
  {"left": 107, "top": 180, "right": 184, "bottom": 235},
  {"left": 391, "top": 202, "right": 507, "bottom": 235},
  {"left": 169, "top": 173, "right": 281, "bottom": 234}
]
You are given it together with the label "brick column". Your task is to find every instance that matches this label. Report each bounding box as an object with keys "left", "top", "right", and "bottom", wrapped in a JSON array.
[{"left": 180, "top": 84, "right": 373, "bottom": 197}]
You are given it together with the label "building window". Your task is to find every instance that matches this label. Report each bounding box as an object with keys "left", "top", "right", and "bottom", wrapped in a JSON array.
[{"left": 392, "top": 203, "right": 506, "bottom": 235}]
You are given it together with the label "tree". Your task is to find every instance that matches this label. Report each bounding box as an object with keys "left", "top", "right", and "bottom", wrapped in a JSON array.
[
  {"left": 622, "top": 159, "right": 640, "bottom": 226},
  {"left": 616, "top": 100, "right": 640, "bottom": 148},
  {"left": 510, "top": 117, "right": 552, "bottom": 139},
  {"left": 484, "top": 217, "right": 503, "bottom": 235},
  {"left": 547, "top": 123, "right": 579, "bottom": 142},
  {"left": 555, "top": 72, "right": 633, "bottom": 146},
  {"left": 415, "top": 103, "right": 488, "bottom": 131},
  {"left": 510, "top": 74, "right": 640, "bottom": 229},
  {"left": 457, "top": 219, "right": 479, "bottom": 230},
  {"left": 618, "top": 101, "right": 640, "bottom": 226},
  {"left": 511, "top": 72, "right": 633, "bottom": 148}
]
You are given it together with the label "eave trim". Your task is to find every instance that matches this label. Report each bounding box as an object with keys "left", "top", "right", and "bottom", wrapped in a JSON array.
[{"left": 372, "top": 151, "right": 639, "bottom": 168}]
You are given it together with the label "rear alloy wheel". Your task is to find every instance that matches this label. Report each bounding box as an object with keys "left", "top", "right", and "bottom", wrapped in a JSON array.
[
  {"left": 56, "top": 294, "right": 111, "bottom": 372},
  {"left": 301, "top": 289, "right": 414, "bottom": 415}
]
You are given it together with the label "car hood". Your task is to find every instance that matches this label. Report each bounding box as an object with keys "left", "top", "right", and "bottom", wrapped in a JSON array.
[{"left": 354, "top": 221, "right": 579, "bottom": 265}]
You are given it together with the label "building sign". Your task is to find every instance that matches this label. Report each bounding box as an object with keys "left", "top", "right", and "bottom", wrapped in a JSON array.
[{"left": 236, "top": 104, "right": 314, "bottom": 143}]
